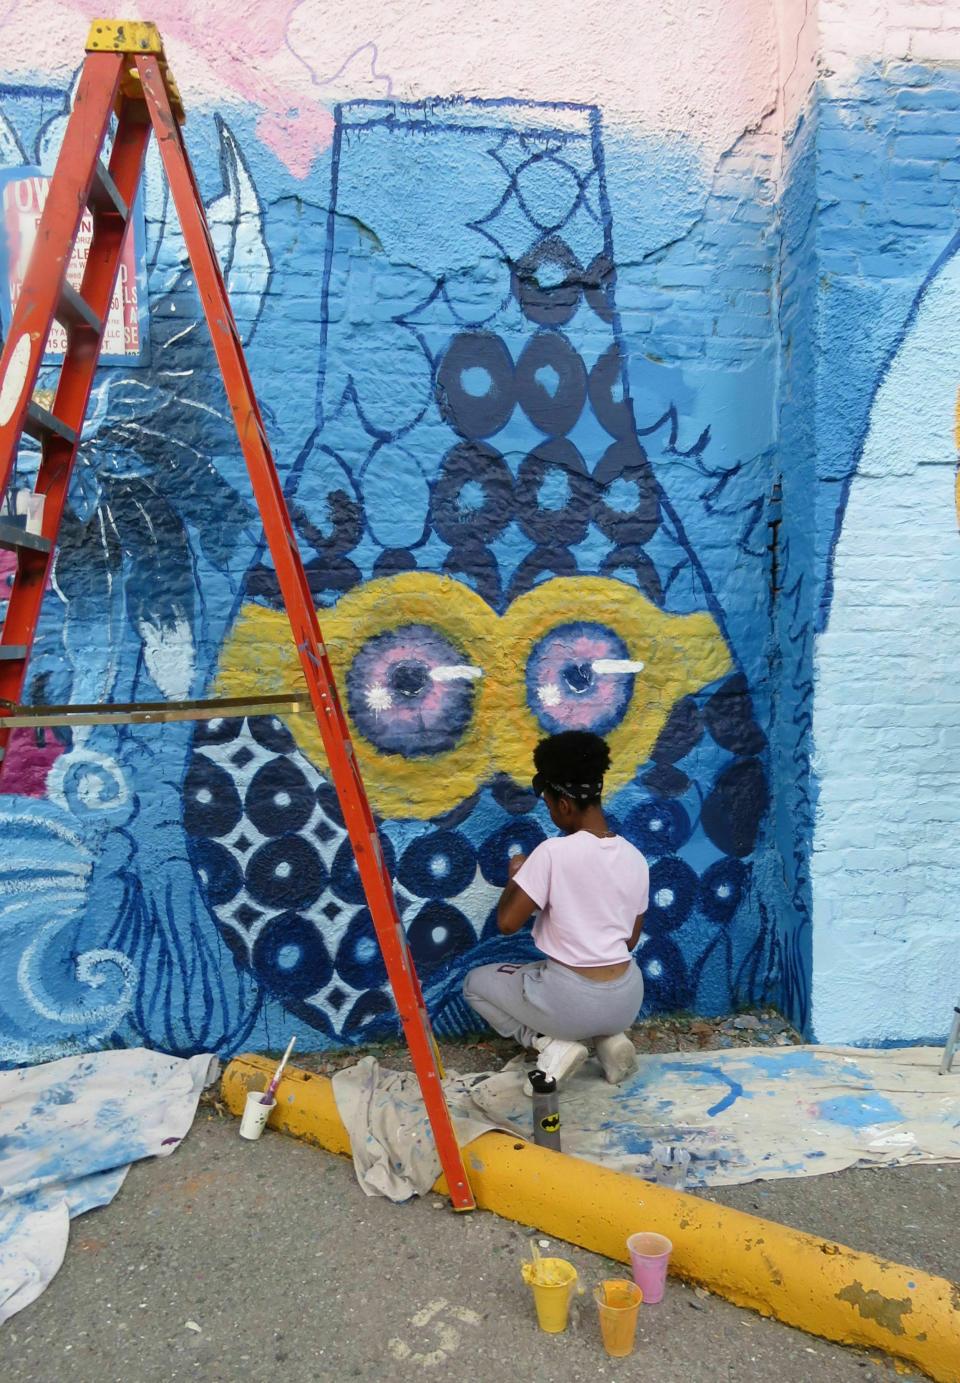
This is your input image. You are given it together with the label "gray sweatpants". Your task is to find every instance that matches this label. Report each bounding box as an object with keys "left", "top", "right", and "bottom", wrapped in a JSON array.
[{"left": 463, "top": 958, "right": 645, "bottom": 1048}]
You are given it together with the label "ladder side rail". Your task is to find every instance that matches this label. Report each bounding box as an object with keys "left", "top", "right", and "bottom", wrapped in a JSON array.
[
  {"left": 0, "top": 78, "right": 151, "bottom": 736},
  {"left": 0, "top": 52, "right": 123, "bottom": 498},
  {"left": 139, "top": 55, "right": 475, "bottom": 1210},
  {"left": 55, "top": 101, "right": 154, "bottom": 436}
]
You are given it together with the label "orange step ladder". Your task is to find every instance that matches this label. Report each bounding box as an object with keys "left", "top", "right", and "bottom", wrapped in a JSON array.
[{"left": 0, "top": 20, "right": 475, "bottom": 1211}]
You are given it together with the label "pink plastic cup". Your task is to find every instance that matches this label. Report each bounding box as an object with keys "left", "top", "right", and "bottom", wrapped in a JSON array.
[{"left": 627, "top": 1232, "right": 673, "bottom": 1304}]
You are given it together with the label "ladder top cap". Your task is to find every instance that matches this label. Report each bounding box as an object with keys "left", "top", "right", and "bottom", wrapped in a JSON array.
[{"left": 86, "top": 19, "right": 165, "bottom": 54}]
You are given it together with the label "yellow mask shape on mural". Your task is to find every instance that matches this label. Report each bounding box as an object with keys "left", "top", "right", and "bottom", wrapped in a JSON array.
[{"left": 215, "top": 573, "right": 732, "bottom": 818}]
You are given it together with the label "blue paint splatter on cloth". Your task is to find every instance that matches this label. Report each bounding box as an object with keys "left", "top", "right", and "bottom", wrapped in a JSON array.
[{"left": 0, "top": 1048, "right": 214, "bottom": 1323}]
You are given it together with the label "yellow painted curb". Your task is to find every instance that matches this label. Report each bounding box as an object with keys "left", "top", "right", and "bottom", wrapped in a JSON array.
[{"left": 223, "top": 1055, "right": 960, "bottom": 1382}]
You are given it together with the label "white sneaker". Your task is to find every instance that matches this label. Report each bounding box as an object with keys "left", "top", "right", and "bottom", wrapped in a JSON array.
[
  {"left": 533, "top": 1036, "right": 589, "bottom": 1086},
  {"left": 595, "top": 1032, "right": 638, "bottom": 1085}
]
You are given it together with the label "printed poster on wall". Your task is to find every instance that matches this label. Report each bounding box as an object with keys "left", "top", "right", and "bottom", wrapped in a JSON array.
[{"left": 0, "top": 164, "right": 150, "bottom": 366}]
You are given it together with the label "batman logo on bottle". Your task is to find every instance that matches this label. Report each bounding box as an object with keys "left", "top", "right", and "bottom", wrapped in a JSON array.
[{"left": 540, "top": 1113, "right": 561, "bottom": 1134}]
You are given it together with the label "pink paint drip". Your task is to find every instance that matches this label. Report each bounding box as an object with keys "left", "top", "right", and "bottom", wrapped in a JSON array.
[{"left": 61, "top": 0, "right": 343, "bottom": 177}]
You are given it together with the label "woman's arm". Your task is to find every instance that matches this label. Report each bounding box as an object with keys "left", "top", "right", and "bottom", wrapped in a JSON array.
[
  {"left": 497, "top": 856, "right": 536, "bottom": 934},
  {"left": 628, "top": 913, "right": 644, "bottom": 951}
]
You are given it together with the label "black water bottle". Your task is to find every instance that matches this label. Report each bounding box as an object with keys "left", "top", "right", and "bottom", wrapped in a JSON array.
[{"left": 529, "top": 1069, "right": 561, "bottom": 1151}]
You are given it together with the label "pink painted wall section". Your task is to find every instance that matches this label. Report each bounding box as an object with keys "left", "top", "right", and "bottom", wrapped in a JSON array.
[{"left": 0, "top": 0, "right": 782, "bottom": 176}]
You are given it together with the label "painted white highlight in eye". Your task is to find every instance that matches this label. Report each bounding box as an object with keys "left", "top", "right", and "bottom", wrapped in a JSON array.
[
  {"left": 537, "top": 682, "right": 562, "bottom": 707},
  {"left": 429, "top": 664, "right": 483, "bottom": 682},
  {"left": 365, "top": 684, "right": 393, "bottom": 711},
  {"left": 592, "top": 659, "right": 645, "bottom": 675}
]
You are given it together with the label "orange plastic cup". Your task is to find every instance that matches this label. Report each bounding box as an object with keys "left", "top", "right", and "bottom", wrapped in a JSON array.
[{"left": 594, "top": 1278, "right": 643, "bottom": 1357}]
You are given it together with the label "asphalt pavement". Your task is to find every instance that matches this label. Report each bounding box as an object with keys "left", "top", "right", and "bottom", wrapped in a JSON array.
[{"left": 8, "top": 1104, "right": 957, "bottom": 1383}]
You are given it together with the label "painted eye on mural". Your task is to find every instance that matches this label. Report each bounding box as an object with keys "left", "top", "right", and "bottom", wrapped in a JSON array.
[
  {"left": 217, "top": 571, "right": 733, "bottom": 817},
  {"left": 344, "top": 622, "right": 480, "bottom": 758},
  {"left": 525, "top": 621, "right": 642, "bottom": 736}
]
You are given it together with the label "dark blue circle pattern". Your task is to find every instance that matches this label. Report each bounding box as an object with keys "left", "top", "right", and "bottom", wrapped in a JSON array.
[
  {"left": 592, "top": 439, "right": 659, "bottom": 545},
  {"left": 635, "top": 937, "right": 690, "bottom": 1012},
  {"left": 181, "top": 124, "right": 773, "bottom": 1036},
  {"left": 183, "top": 756, "right": 242, "bottom": 838},
  {"left": 646, "top": 856, "right": 699, "bottom": 932},
  {"left": 701, "top": 758, "right": 767, "bottom": 859},
  {"left": 397, "top": 830, "right": 477, "bottom": 899},
  {"left": 336, "top": 909, "right": 389, "bottom": 989},
  {"left": 248, "top": 714, "right": 297, "bottom": 755},
  {"left": 407, "top": 901, "right": 475, "bottom": 976},
  {"left": 442, "top": 536, "right": 502, "bottom": 607},
  {"left": 330, "top": 833, "right": 397, "bottom": 905},
  {"left": 624, "top": 799, "right": 691, "bottom": 857},
  {"left": 193, "top": 715, "right": 243, "bottom": 748},
  {"left": 512, "top": 235, "right": 583, "bottom": 326},
  {"left": 588, "top": 344, "right": 634, "bottom": 439},
  {"left": 431, "top": 442, "right": 514, "bottom": 545},
  {"left": 246, "top": 834, "right": 327, "bottom": 911},
  {"left": 246, "top": 756, "right": 314, "bottom": 836},
  {"left": 704, "top": 674, "right": 767, "bottom": 756},
  {"left": 252, "top": 911, "right": 333, "bottom": 999},
  {"left": 437, "top": 331, "right": 516, "bottom": 439},
  {"left": 650, "top": 696, "right": 704, "bottom": 765},
  {"left": 600, "top": 545, "right": 663, "bottom": 604},
  {"left": 515, "top": 330, "right": 587, "bottom": 436},
  {"left": 516, "top": 439, "right": 593, "bottom": 546},
  {"left": 507, "top": 543, "right": 577, "bottom": 601},
  {"left": 191, "top": 838, "right": 243, "bottom": 907},
  {"left": 343, "top": 989, "right": 396, "bottom": 1040},
  {"left": 478, "top": 818, "right": 547, "bottom": 886},
  {"left": 699, "top": 857, "right": 750, "bottom": 925}
]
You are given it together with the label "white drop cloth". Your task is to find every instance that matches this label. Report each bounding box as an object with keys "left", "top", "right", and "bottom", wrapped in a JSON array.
[
  {"left": 0, "top": 1048, "right": 216, "bottom": 1324},
  {"left": 332, "top": 1045, "right": 960, "bottom": 1202}
]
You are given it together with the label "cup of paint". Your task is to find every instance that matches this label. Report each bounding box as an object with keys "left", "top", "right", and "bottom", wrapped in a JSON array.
[
  {"left": 239, "top": 1089, "right": 275, "bottom": 1141},
  {"left": 594, "top": 1279, "right": 643, "bottom": 1357},
  {"left": 626, "top": 1232, "right": 673, "bottom": 1305},
  {"left": 520, "top": 1257, "right": 578, "bottom": 1332},
  {"left": 652, "top": 1143, "right": 691, "bottom": 1189}
]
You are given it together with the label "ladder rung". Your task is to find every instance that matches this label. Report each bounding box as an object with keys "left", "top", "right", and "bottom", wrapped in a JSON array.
[
  {"left": 0, "top": 518, "right": 51, "bottom": 556},
  {"left": 55, "top": 281, "right": 103, "bottom": 335},
  {"left": 88, "top": 159, "right": 129, "bottom": 220},
  {"left": 0, "top": 646, "right": 27, "bottom": 662},
  {"left": 0, "top": 690, "right": 308, "bottom": 729},
  {"left": 23, "top": 403, "right": 77, "bottom": 447}
]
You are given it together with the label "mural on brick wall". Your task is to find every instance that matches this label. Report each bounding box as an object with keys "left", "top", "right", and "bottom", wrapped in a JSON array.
[
  {"left": 0, "top": 73, "right": 776, "bottom": 1061},
  {"left": 812, "top": 220, "right": 960, "bottom": 1045}
]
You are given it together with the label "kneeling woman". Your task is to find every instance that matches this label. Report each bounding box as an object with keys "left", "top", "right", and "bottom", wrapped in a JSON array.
[{"left": 463, "top": 730, "right": 648, "bottom": 1087}]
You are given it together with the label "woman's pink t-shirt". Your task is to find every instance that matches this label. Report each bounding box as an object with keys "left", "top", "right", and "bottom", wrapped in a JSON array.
[{"left": 513, "top": 832, "right": 650, "bottom": 968}]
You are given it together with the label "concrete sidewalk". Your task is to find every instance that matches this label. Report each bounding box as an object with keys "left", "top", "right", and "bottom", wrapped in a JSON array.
[{"left": 7, "top": 1104, "right": 957, "bottom": 1383}]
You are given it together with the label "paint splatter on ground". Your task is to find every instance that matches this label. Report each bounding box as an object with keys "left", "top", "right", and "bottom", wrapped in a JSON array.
[{"left": 260, "top": 1008, "right": 803, "bottom": 1081}]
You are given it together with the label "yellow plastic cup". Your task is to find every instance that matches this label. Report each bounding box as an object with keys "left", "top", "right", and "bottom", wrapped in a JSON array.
[
  {"left": 594, "top": 1278, "right": 643, "bottom": 1357},
  {"left": 520, "top": 1257, "right": 579, "bottom": 1332}
]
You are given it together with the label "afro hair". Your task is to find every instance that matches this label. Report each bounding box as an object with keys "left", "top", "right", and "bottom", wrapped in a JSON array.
[{"left": 532, "top": 731, "right": 612, "bottom": 806}]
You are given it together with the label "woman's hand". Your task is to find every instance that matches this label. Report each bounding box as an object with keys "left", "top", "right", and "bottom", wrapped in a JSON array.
[{"left": 507, "top": 853, "right": 528, "bottom": 879}]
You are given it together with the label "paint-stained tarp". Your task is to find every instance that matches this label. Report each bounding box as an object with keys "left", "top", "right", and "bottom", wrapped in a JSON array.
[
  {"left": 0, "top": 1048, "right": 215, "bottom": 1324},
  {"left": 333, "top": 1046, "right": 960, "bottom": 1202}
]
